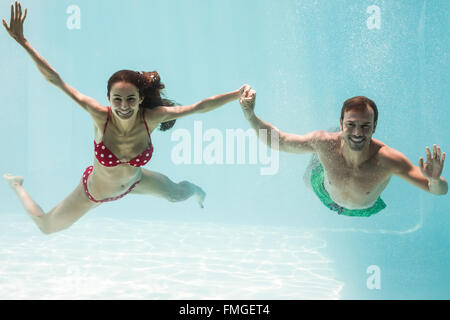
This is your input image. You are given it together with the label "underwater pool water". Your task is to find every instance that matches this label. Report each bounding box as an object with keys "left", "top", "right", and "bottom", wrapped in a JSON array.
[{"left": 1, "top": 0, "right": 449, "bottom": 299}]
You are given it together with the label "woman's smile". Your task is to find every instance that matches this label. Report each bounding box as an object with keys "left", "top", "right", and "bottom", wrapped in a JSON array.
[{"left": 116, "top": 109, "right": 133, "bottom": 119}]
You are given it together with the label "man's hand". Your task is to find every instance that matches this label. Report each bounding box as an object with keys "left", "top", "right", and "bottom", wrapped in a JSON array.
[
  {"left": 419, "top": 144, "right": 446, "bottom": 181},
  {"left": 239, "top": 86, "right": 256, "bottom": 119}
]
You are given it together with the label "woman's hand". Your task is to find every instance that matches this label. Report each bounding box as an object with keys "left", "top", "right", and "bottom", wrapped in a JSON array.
[
  {"left": 2, "top": 1, "right": 27, "bottom": 45},
  {"left": 238, "top": 84, "right": 251, "bottom": 97},
  {"left": 239, "top": 86, "right": 256, "bottom": 119}
]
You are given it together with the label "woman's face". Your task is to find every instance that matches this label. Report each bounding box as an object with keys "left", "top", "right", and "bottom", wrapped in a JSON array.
[{"left": 109, "top": 81, "right": 144, "bottom": 120}]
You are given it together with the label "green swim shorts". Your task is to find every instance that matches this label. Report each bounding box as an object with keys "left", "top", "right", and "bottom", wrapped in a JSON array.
[{"left": 310, "top": 163, "right": 386, "bottom": 217}]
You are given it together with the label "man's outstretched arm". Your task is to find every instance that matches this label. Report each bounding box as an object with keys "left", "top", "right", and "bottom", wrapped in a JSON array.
[
  {"left": 239, "top": 87, "right": 323, "bottom": 154},
  {"left": 393, "top": 145, "right": 447, "bottom": 195}
]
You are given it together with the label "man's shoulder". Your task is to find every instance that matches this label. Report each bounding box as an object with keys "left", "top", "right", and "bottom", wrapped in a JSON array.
[
  {"left": 310, "top": 130, "right": 339, "bottom": 148},
  {"left": 314, "top": 130, "right": 340, "bottom": 142},
  {"left": 374, "top": 140, "right": 409, "bottom": 171}
]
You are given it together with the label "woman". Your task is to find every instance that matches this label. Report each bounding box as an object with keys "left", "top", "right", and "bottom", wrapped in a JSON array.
[{"left": 3, "top": 2, "right": 247, "bottom": 234}]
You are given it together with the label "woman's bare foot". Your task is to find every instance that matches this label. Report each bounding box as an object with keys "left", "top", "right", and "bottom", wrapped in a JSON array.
[
  {"left": 195, "top": 186, "right": 206, "bottom": 209},
  {"left": 179, "top": 180, "right": 206, "bottom": 208},
  {"left": 3, "top": 173, "right": 24, "bottom": 189}
]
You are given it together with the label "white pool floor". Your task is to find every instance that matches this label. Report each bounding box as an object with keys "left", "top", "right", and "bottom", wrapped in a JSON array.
[{"left": 0, "top": 213, "right": 343, "bottom": 299}]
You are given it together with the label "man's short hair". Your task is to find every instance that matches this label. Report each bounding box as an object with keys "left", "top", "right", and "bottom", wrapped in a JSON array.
[{"left": 340, "top": 96, "right": 378, "bottom": 124}]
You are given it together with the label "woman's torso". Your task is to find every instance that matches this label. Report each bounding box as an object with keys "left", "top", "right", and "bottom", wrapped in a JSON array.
[{"left": 86, "top": 106, "right": 158, "bottom": 199}]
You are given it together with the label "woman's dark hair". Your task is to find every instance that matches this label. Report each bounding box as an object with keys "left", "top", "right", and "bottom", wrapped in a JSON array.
[
  {"left": 107, "top": 69, "right": 177, "bottom": 131},
  {"left": 340, "top": 96, "right": 378, "bottom": 124}
]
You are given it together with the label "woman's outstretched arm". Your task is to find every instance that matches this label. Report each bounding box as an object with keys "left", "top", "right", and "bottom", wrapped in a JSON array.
[
  {"left": 147, "top": 85, "right": 250, "bottom": 125},
  {"left": 2, "top": 2, "right": 104, "bottom": 116},
  {"left": 3, "top": 2, "right": 58, "bottom": 83}
]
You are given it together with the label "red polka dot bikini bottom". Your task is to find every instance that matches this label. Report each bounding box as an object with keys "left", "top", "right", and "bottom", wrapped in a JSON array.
[{"left": 82, "top": 166, "right": 141, "bottom": 203}]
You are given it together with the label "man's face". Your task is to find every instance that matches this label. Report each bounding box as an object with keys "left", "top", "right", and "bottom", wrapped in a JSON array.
[{"left": 340, "top": 107, "right": 376, "bottom": 151}]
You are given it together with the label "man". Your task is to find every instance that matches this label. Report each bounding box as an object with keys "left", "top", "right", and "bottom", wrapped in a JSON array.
[{"left": 239, "top": 88, "right": 447, "bottom": 217}]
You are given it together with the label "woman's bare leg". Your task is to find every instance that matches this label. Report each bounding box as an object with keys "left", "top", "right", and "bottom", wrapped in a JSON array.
[
  {"left": 131, "top": 169, "right": 206, "bottom": 208},
  {"left": 3, "top": 173, "right": 100, "bottom": 234}
]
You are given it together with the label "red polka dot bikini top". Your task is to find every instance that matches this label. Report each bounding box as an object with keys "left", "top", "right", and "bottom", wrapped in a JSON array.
[{"left": 94, "top": 107, "right": 153, "bottom": 167}]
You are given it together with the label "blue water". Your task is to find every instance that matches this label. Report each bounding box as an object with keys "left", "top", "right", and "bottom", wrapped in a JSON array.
[{"left": 0, "top": 0, "right": 449, "bottom": 299}]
